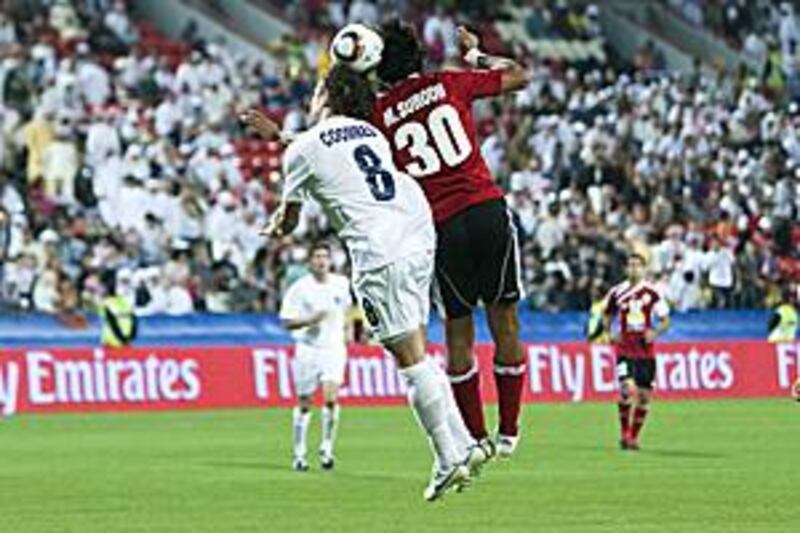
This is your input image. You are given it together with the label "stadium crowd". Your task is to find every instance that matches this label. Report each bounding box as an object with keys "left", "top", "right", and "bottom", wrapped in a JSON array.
[
  {"left": 0, "top": 0, "right": 797, "bottom": 320},
  {"left": 666, "top": 0, "right": 800, "bottom": 100}
]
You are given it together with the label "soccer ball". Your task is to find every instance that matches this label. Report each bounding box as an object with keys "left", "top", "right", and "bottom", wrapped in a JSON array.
[{"left": 330, "top": 23, "right": 384, "bottom": 73}]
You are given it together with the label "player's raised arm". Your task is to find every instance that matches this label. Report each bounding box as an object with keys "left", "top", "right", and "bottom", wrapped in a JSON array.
[
  {"left": 458, "top": 26, "right": 528, "bottom": 92},
  {"left": 240, "top": 108, "right": 296, "bottom": 146},
  {"left": 241, "top": 77, "right": 328, "bottom": 146}
]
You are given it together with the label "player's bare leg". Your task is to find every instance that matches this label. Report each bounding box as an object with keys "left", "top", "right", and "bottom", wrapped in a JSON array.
[
  {"left": 387, "top": 328, "right": 469, "bottom": 501},
  {"left": 292, "top": 395, "right": 313, "bottom": 471},
  {"left": 618, "top": 379, "right": 636, "bottom": 450},
  {"left": 487, "top": 301, "right": 526, "bottom": 457},
  {"left": 319, "top": 381, "right": 340, "bottom": 470},
  {"left": 445, "top": 315, "right": 490, "bottom": 443},
  {"left": 629, "top": 387, "right": 653, "bottom": 450}
]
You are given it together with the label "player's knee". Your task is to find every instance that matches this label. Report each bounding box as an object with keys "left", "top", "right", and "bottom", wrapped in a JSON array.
[
  {"left": 323, "top": 389, "right": 338, "bottom": 406},
  {"left": 446, "top": 348, "right": 475, "bottom": 374},
  {"left": 446, "top": 338, "right": 475, "bottom": 373},
  {"left": 619, "top": 380, "right": 635, "bottom": 401},
  {"left": 298, "top": 396, "right": 312, "bottom": 411},
  {"left": 489, "top": 304, "right": 519, "bottom": 343},
  {"left": 637, "top": 390, "right": 652, "bottom": 405},
  {"left": 447, "top": 332, "right": 473, "bottom": 351}
]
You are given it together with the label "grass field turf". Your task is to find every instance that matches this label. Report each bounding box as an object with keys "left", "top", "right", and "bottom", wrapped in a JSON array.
[{"left": 1, "top": 400, "right": 798, "bottom": 533}]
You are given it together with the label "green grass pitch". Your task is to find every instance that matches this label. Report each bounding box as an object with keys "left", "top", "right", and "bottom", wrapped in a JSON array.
[{"left": 1, "top": 400, "right": 798, "bottom": 532}]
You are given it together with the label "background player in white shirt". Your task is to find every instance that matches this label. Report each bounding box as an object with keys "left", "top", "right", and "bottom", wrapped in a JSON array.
[
  {"left": 243, "top": 64, "right": 488, "bottom": 501},
  {"left": 279, "top": 241, "right": 352, "bottom": 472}
]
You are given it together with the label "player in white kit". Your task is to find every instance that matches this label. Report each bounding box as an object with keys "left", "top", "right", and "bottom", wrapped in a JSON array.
[
  {"left": 246, "top": 64, "right": 489, "bottom": 501},
  {"left": 280, "top": 242, "right": 352, "bottom": 472}
]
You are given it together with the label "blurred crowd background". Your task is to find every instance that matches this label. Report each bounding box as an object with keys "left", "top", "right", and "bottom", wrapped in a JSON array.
[{"left": 0, "top": 0, "right": 798, "bottom": 321}]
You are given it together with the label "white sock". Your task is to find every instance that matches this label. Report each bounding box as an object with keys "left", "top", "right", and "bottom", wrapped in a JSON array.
[
  {"left": 400, "top": 360, "right": 461, "bottom": 471},
  {"left": 292, "top": 407, "right": 311, "bottom": 460},
  {"left": 433, "top": 364, "right": 475, "bottom": 456},
  {"left": 320, "top": 404, "right": 339, "bottom": 456}
]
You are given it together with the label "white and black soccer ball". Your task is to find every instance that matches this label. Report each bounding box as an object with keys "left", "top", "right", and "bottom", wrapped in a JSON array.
[{"left": 330, "top": 23, "right": 384, "bottom": 73}]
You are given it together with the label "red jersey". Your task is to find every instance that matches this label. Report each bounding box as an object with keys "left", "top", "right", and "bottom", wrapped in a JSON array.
[
  {"left": 604, "top": 280, "right": 669, "bottom": 359},
  {"left": 371, "top": 69, "right": 505, "bottom": 224}
]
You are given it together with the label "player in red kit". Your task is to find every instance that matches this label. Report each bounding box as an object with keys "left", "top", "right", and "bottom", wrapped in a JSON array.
[
  {"left": 602, "top": 253, "right": 671, "bottom": 451},
  {"left": 371, "top": 20, "right": 529, "bottom": 457}
]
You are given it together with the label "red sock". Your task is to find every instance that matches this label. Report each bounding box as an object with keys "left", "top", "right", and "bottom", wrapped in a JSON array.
[
  {"left": 631, "top": 406, "right": 649, "bottom": 439},
  {"left": 449, "top": 367, "right": 488, "bottom": 440},
  {"left": 494, "top": 362, "right": 526, "bottom": 437},
  {"left": 617, "top": 402, "right": 632, "bottom": 439}
]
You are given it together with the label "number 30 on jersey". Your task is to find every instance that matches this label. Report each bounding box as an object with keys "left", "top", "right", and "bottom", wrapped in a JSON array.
[{"left": 393, "top": 104, "right": 472, "bottom": 177}]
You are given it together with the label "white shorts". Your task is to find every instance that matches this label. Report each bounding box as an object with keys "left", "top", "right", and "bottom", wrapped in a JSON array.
[
  {"left": 352, "top": 250, "right": 434, "bottom": 343},
  {"left": 292, "top": 343, "right": 347, "bottom": 397}
]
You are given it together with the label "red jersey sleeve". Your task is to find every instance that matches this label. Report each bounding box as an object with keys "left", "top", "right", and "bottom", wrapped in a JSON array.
[{"left": 440, "top": 69, "right": 503, "bottom": 102}]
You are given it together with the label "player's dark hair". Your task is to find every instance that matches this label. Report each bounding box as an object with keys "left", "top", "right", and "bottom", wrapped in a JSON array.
[
  {"left": 376, "top": 18, "right": 424, "bottom": 85},
  {"left": 310, "top": 241, "right": 332, "bottom": 256},
  {"left": 325, "top": 64, "right": 375, "bottom": 121}
]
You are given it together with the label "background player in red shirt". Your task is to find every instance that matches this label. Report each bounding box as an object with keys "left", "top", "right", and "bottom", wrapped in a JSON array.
[
  {"left": 602, "top": 253, "right": 671, "bottom": 450},
  {"left": 371, "top": 20, "right": 528, "bottom": 457}
]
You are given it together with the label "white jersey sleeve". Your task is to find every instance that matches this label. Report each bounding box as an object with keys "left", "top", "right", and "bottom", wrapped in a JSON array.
[
  {"left": 281, "top": 140, "right": 314, "bottom": 203},
  {"left": 279, "top": 279, "right": 306, "bottom": 321}
]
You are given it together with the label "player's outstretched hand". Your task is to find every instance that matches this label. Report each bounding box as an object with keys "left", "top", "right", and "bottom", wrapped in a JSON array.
[
  {"left": 240, "top": 108, "right": 281, "bottom": 139},
  {"left": 644, "top": 329, "right": 657, "bottom": 344},
  {"left": 458, "top": 26, "right": 480, "bottom": 52}
]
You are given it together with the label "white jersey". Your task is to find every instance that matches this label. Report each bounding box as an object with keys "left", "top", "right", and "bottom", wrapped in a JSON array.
[
  {"left": 279, "top": 273, "right": 352, "bottom": 349},
  {"left": 282, "top": 116, "right": 435, "bottom": 272}
]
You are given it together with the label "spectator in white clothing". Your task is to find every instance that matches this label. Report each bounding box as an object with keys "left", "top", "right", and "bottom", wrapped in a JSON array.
[
  {"left": 121, "top": 144, "right": 151, "bottom": 181},
  {"left": 423, "top": 6, "right": 459, "bottom": 62},
  {"left": 704, "top": 237, "right": 736, "bottom": 309},
  {"left": 93, "top": 152, "right": 125, "bottom": 228},
  {"left": 85, "top": 112, "right": 121, "bottom": 168},
  {"left": 76, "top": 46, "right": 111, "bottom": 106},
  {"left": 41, "top": 125, "right": 79, "bottom": 204},
  {"left": 779, "top": 3, "right": 800, "bottom": 58},
  {"left": 104, "top": 0, "right": 138, "bottom": 46},
  {"left": 0, "top": 12, "right": 17, "bottom": 45},
  {"left": 32, "top": 268, "right": 60, "bottom": 313},
  {"left": 347, "top": 0, "right": 379, "bottom": 25},
  {"left": 535, "top": 203, "right": 565, "bottom": 258},
  {"left": 166, "top": 277, "right": 194, "bottom": 315},
  {"left": 206, "top": 190, "right": 241, "bottom": 259}
]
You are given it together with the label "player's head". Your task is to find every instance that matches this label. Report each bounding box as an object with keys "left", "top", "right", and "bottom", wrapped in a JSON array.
[
  {"left": 376, "top": 18, "right": 424, "bottom": 85},
  {"left": 324, "top": 63, "right": 375, "bottom": 121},
  {"left": 626, "top": 252, "right": 647, "bottom": 282},
  {"left": 309, "top": 241, "right": 332, "bottom": 277}
]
